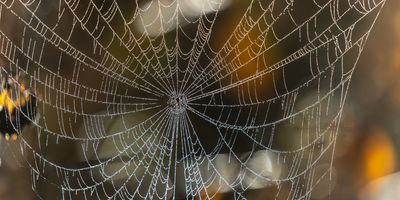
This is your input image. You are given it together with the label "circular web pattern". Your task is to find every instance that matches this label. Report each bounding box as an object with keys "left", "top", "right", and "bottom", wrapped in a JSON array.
[{"left": 0, "top": 0, "right": 386, "bottom": 199}]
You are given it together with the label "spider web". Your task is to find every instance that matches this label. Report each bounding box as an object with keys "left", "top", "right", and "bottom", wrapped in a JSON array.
[{"left": 0, "top": 0, "right": 386, "bottom": 199}]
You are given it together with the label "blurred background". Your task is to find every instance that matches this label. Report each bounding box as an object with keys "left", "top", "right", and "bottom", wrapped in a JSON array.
[{"left": 0, "top": 0, "right": 399, "bottom": 199}]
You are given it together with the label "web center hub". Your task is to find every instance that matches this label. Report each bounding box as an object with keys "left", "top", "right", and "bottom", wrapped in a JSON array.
[{"left": 168, "top": 93, "right": 188, "bottom": 115}]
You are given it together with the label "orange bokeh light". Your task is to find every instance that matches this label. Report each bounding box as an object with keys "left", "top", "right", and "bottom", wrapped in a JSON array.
[{"left": 362, "top": 128, "right": 396, "bottom": 182}]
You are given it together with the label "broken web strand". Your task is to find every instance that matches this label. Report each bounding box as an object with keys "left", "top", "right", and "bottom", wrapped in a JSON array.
[{"left": 0, "top": 0, "right": 388, "bottom": 199}]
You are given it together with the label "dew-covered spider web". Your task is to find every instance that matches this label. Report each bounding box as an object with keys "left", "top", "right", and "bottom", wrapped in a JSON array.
[{"left": 0, "top": 0, "right": 386, "bottom": 199}]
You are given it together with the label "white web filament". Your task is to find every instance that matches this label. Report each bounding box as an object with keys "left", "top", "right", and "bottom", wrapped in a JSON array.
[{"left": 0, "top": 0, "right": 386, "bottom": 199}]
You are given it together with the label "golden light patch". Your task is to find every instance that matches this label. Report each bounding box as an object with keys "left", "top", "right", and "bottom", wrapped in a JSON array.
[
  {"left": 195, "top": 189, "right": 222, "bottom": 200},
  {"left": 213, "top": 20, "right": 280, "bottom": 102},
  {"left": 11, "top": 133, "right": 18, "bottom": 141},
  {"left": 362, "top": 128, "right": 396, "bottom": 182}
]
